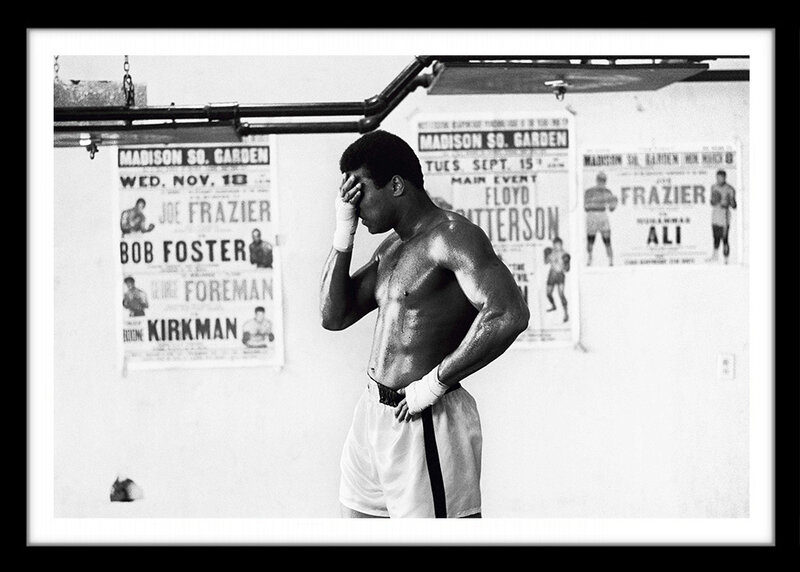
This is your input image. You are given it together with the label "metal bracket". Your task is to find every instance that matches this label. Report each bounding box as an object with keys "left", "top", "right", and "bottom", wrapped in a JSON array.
[{"left": 85, "top": 141, "right": 99, "bottom": 159}]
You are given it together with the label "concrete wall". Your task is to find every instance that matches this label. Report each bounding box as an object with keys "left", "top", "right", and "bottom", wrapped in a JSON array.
[{"left": 54, "top": 56, "right": 748, "bottom": 517}]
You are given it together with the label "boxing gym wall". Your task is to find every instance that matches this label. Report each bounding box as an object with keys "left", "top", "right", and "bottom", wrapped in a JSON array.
[{"left": 53, "top": 56, "right": 749, "bottom": 517}]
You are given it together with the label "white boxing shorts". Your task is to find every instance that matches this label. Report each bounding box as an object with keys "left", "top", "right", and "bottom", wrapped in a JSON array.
[
  {"left": 339, "top": 375, "right": 482, "bottom": 518},
  {"left": 586, "top": 210, "right": 611, "bottom": 235}
]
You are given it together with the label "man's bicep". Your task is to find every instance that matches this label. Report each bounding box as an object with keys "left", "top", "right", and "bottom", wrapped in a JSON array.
[
  {"left": 439, "top": 224, "right": 518, "bottom": 308},
  {"left": 348, "top": 256, "right": 379, "bottom": 315},
  {"left": 459, "top": 256, "right": 521, "bottom": 311}
]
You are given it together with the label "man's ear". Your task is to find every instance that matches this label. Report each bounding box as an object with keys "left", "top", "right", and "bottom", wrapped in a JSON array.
[{"left": 390, "top": 175, "right": 406, "bottom": 197}]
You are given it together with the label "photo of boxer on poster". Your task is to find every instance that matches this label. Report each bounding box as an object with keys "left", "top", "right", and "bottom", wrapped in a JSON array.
[
  {"left": 544, "top": 237, "right": 570, "bottom": 323},
  {"left": 248, "top": 228, "right": 274, "bottom": 268},
  {"left": 120, "top": 198, "right": 156, "bottom": 236},
  {"left": 122, "top": 276, "right": 149, "bottom": 317},
  {"left": 241, "top": 306, "right": 275, "bottom": 348},
  {"left": 584, "top": 172, "right": 619, "bottom": 266}
]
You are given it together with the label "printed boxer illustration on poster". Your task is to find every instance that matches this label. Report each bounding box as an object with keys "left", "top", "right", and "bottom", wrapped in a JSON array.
[
  {"left": 581, "top": 144, "right": 742, "bottom": 267},
  {"left": 117, "top": 141, "right": 283, "bottom": 369}
]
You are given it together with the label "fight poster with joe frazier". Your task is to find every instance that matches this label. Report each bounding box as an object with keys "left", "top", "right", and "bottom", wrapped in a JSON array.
[
  {"left": 413, "top": 114, "right": 580, "bottom": 347},
  {"left": 116, "top": 141, "right": 284, "bottom": 370},
  {"left": 581, "top": 143, "right": 742, "bottom": 267}
]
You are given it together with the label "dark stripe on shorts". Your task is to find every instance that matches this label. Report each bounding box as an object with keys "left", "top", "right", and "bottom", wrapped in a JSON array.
[{"left": 421, "top": 408, "right": 447, "bottom": 518}]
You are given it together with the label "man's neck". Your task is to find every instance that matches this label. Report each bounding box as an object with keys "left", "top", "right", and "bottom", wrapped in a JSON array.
[{"left": 393, "top": 193, "right": 439, "bottom": 241}]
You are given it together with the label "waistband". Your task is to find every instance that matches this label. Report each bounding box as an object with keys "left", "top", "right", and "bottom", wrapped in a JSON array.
[{"left": 366, "top": 374, "right": 461, "bottom": 407}]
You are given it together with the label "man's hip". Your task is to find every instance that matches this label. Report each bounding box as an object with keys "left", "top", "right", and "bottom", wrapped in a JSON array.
[{"left": 339, "top": 375, "right": 482, "bottom": 518}]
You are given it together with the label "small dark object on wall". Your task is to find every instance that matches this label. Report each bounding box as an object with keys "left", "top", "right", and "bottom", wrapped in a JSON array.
[{"left": 109, "top": 476, "right": 144, "bottom": 502}]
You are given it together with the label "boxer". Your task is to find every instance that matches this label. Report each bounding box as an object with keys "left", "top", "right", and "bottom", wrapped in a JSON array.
[
  {"left": 122, "top": 276, "right": 148, "bottom": 317},
  {"left": 320, "top": 131, "right": 529, "bottom": 518},
  {"left": 248, "top": 228, "right": 274, "bottom": 268},
  {"left": 242, "top": 306, "right": 274, "bottom": 348},
  {"left": 584, "top": 172, "right": 618, "bottom": 266},
  {"left": 708, "top": 169, "right": 737, "bottom": 264},
  {"left": 544, "top": 237, "right": 570, "bottom": 323},
  {"left": 120, "top": 198, "right": 155, "bottom": 235}
]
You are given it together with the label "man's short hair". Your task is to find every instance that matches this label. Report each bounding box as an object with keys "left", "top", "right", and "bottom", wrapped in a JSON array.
[
  {"left": 339, "top": 130, "right": 424, "bottom": 190},
  {"left": 252, "top": 228, "right": 261, "bottom": 235},
  {"left": 255, "top": 306, "right": 265, "bottom": 313},
  {"left": 136, "top": 198, "right": 146, "bottom": 207},
  {"left": 553, "top": 237, "right": 563, "bottom": 245},
  {"left": 124, "top": 276, "right": 135, "bottom": 285},
  {"left": 596, "top": 172, "right": 607, "bottom": 181},
  {"left": 716, "top": 169, "right": 727, "bottom": 177}
]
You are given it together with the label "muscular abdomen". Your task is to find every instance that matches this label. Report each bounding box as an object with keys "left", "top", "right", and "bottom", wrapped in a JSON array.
[{"left": 368, "top": 278, "right": 477, "bottom": 389}]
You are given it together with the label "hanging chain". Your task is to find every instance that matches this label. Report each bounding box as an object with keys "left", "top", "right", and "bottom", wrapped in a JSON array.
[
  {"left": 122, "top": 55, "right": 135, "bottom": 107},
  {"left": 54, "top": 55, "right": 59, "bottom": 81}
]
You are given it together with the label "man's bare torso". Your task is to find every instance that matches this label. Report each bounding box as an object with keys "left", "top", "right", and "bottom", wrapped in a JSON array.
[{"left": 368, "top": 211, "right": 478, "bottom": 390}]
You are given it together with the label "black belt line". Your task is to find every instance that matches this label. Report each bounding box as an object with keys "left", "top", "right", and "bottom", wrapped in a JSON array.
[{"left": 421, "top": 408, "right": 447, "bottom": 518}]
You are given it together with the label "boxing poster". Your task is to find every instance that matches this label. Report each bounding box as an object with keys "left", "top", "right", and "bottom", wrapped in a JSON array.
[
  {"left": 414, "top": 114, "right": 579, "bottom": 347},
  {"left": 116, "top": 140, "right": 284, "bottom": 370},
  {"left": 580, "top": 143, "right": 742, "bottom": 267}
]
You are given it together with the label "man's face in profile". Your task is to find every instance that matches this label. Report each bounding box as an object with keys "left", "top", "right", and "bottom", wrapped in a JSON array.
[
  {"left": 136, "top": 200, "right": 146, "bottom": 212},
  {"left": 345, "top": 167, "right": 395, "bottom": 235}
]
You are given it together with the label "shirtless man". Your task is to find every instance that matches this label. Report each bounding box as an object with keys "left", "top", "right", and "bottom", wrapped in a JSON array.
[
  {"left": 241, "top": 306, "right": 274, "bottom": 348},
  {"left": 248, "top": 228, "right": 274, "bottom": 269},
  {"left": 584, "top": 172, "right": 618, "bottom": 266},
  {"left": 320, "top": 131, "right": 529, "bottom": 519},
  {"left": 120, "top": 198, "right": 155, "bottom": 236},
  {"left": 122, "top": 276, "right": 148, "bottom": 317},
  {"left": 544, "top": 237, "right": 571, "bottom": 323},
  {"left": 708, "top": 169, "right": 737, "bottom": 264}
]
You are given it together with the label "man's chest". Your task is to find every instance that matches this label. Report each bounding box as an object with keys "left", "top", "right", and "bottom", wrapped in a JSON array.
[
  {"left": 713, "top": 185, "right": 732, "bottom": 200},
  {"left": 375, "top": 242, "right": 449, "bottom": 304}
]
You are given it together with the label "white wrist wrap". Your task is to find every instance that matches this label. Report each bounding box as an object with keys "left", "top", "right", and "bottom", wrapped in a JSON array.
[
  {"left": 332, "top": 196, "right": 358, "bottom": 252},
  {"left": 404, "top": 366, "right": 449, "bottom": 415}
]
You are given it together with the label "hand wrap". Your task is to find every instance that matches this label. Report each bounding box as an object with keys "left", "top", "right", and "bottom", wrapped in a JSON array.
[
  {"left": 404, "top": 366, "right": 449, "bottom": 415},
  {"left": 332, "top": 196, "right": 358, "bottom": 252}
]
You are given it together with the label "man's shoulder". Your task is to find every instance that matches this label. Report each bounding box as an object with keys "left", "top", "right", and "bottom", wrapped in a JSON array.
[
  {"left": 429, "top": 210, "right": 485, "bottom": 242},
  {"left": 427, "top": 212, "right": 494, "bottom": 265}
]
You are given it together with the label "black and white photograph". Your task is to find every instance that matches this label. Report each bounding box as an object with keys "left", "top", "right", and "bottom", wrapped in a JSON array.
[{"left": 27, "top": 28, "right": 785, "bottom": 546}]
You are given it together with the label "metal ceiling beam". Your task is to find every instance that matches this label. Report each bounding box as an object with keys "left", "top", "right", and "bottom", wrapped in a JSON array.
[
  {"left": 54, "top": 56, "right": 434, "bottom": 125},
  {"left": 679, "top": 69, "right": 749, "bottom": 82},
  {"left": 53, "top": 55, "right": 748, "bottom": 143},
  {"left": 238, "top": 73, "right": 433, "bottom": 136}
]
